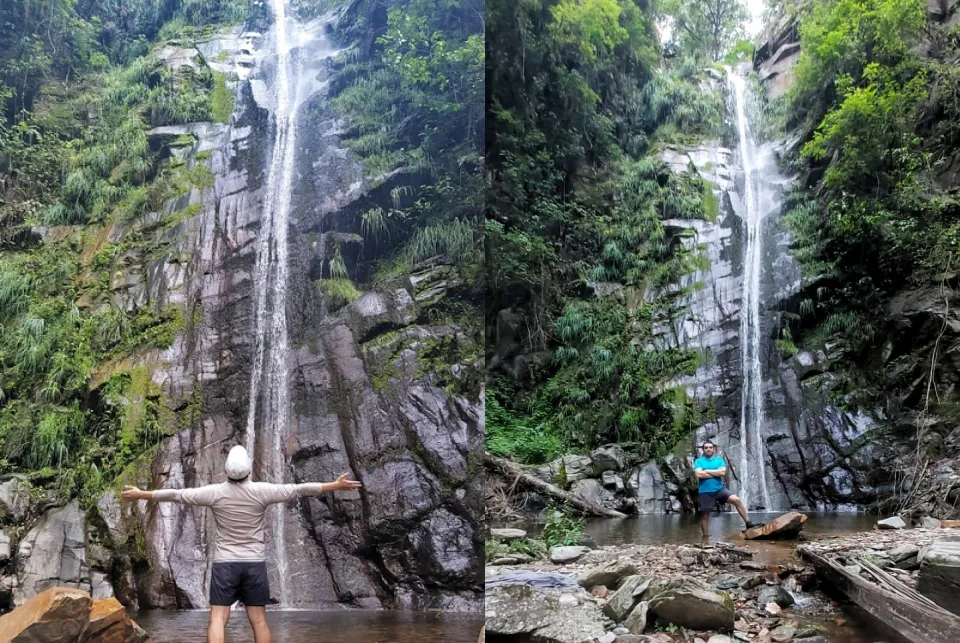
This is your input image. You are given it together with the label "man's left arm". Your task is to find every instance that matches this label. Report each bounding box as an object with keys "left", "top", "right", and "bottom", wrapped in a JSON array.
[{"left": 259, "top": 472, "right": 363, "bottom": 504}]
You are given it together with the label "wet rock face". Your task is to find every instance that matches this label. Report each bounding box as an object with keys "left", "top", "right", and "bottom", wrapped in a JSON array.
[{"left": 753, "top": 10, "right": 800, "bottom": 101}]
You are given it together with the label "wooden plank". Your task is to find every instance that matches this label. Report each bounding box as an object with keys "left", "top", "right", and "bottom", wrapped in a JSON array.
[{"left": 799, "top": 545, "right": 960, "bottom": 643}]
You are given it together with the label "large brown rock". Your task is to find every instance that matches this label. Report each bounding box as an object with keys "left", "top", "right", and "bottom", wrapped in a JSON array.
[
  {"left": 740, "top": 512, "right": 808, "bottom": 540},
  {"left": 578, "top": 560, "right": 638, "bottom": 589},
  {"left": 82, "top": 597, "right": 151, "bottom": 642},
  {"left": 0, "top": 587, "right": 91, "bottom": 642},
  {"left": 0, "top": 589, "right": 151, "bottom": 643},
  {"left": 646, "top": 578, "right": 735, "bottom": 631}
]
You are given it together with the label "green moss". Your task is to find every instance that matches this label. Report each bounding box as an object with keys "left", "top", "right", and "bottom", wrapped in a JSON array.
[
  {"left": 316, "top": 277, "right": 362, "bottom": 309},
  {"left": 162, "top": 203, "right": 202, "bottom": 231},
  {"left": 413, "top": 334, "right": 482, "bottom": 398},
  {"left": 172, "top": 134, "right": 196, "bottom": 147},
  {"left": 701, "top": 180, "right": 719, "bottom": 223},
  {"left": 210, "top": 71, "right": 234, "bottom": 123}
]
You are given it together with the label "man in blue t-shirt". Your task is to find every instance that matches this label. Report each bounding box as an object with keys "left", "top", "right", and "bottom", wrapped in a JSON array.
[{"left": 694, "top": 440, "right": 759, "bottom": 537}]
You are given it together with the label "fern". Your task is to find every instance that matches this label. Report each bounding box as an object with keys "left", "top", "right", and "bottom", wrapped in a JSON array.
[
  {"left": 329, "top": 246, "right": 349, "bottom": 280},
  {"left": 361, "top": 207, "right": 388, "bottom": 241},
  {"left": 398, "top": 218, "right": 478, "bottom": 267}
]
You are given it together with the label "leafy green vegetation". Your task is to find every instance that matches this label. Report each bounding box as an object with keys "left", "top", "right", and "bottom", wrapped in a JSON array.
[
  {"left": 0, "top": 0, "right": 245, "bottom": 505},
  {"left": 540, "top": 508, "right": 586, "bottom": 548},
  {"left": 330, "top": 0, "right": 483, "bottom": 286},
  {"left": 486, "top": 0, "right": 723, "bottom": 461},
  {"left": 782, "top": 0, "right": 960, "bottom": 370}
]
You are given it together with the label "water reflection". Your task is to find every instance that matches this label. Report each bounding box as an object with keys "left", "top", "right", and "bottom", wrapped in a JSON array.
[
  {"left": 579, "top": 511, "right": 880, "bottom": 547},
  {"left": 132, "top": 609, "right": 483, "bottom": 643}
]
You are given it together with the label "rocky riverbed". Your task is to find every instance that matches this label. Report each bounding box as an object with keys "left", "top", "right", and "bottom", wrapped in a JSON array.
[{"left": 486, "top": 537, "right": 835, "bottom": 643}]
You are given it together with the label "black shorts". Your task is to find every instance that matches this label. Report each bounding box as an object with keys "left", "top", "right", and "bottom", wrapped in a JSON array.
[
  {"left": 210, "top": 561, "right": 270, "bottom": 606},
  {"left": 698, "top": 487, "right": 733, "bottom": 513}
]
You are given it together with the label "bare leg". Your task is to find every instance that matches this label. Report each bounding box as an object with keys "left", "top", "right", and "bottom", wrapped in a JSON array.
[
  {"left": 208, "top": 605, "right": 231, "bottom": 643},
  {"left": 246, "top": 605, "right": 272, "bottom": 643},
  {"left": 728, "top": 495, "right": 750, "bottom": 523},
  {"left": 699, "top": 511, "right": 710, "bottom": 537}
]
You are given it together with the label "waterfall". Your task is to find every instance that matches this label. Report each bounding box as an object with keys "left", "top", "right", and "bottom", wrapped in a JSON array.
[
  {"left": 728, "top": 68, "right": 774, "bottom": 511},
  {"left": 245, "top": 0, "right": 299, "bottom": 605}
]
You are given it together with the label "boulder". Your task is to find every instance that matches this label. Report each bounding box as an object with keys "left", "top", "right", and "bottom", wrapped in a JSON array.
[
  {"left": 0, "top": 587, "right": 91, "bottom": 642},
  {"left": 770, "top": 625, "right": 797, "bottom": 642},
  {"left": 0, "top": 477, "right": 30, "bottom": 522},
  {"left": 623, "top": 600, "right": 649, "bottom": 634},
  {"left": 741, "top": 575, "right": 765, "bottom": 590},
  {"left": 485, "top": 583, "right": 607, "bottom": 643},
  {"left": 579, "top": 560, "right": 639, "bottom": 589},
  {"left": 921, "top": 516, "right": 943, "bottom": 529},
  {"left": 550, "top": 546, "right": 590, "bottom": 564},
  {"left": 14, "top": 503, "right": 88, "bottom": 606},
  {"left": 592, "top": 445, "right": 627, "bottom": 473},
  {"left": 757, "top": 585, "right": 794, "bottom": 608},
  {"left": 571, "top": 479, "right": 616, "bottom": 509},
  {"left": 489, "top": 528, "right": 527, "bottom": 542},
  {"left": 889, "top": 544, "right": 920, "bottom": 563},
  {"left": 83, "top": 597, "right": 151, "bottom": 642},
  {"left": 603, "top": 575, "right": 651, "bottom": 622},
  {"left": 539, "top": 455, "right": 595, "bottom": 484},
  {"left": 94, "top": 492, "right": 128, "bottom": 546},
  {"left": 0, "top": 530, "right": 10, "bottom": 564},
  {"left": 629, "top": 463, "right": 669, "bottom": 514},
  {"left": 740, "top": 512, "right": 807, "bottom": 540},
  {"left": 602, "top": 471, "right": 624, "bottom": 492},
  {"left": 877, "top": 516, "right": 907, "bottom": 530},
  {"left": 918, "top": 537, "right": 960, "bottom": 615},
  {"left": 646, "top": 578, "right": 735, "bottom": 631}
]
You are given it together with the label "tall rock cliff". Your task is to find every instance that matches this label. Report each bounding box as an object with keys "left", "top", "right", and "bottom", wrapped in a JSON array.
[{"left": 0, "top": 5, "right": 482, "bottom": 612}]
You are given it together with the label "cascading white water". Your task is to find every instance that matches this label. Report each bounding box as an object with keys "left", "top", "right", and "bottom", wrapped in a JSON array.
[
  {"left": 245, "top": 0, "right": 299, "bottom": 605},
  {"left": 728, "top": 68, "right": 773, "bottom": 511}
]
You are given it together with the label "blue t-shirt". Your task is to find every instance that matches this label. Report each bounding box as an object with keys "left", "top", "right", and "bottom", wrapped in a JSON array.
[{"left": 694, "top": 455, "right": 726, "bottom": 493}]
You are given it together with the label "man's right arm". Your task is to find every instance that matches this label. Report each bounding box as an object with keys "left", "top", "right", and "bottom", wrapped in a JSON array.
[{"left": 122, "top": 485, "right": 220, "bottom": 506}]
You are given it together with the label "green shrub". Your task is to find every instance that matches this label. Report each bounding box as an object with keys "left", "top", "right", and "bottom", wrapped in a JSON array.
[{"left": 541, "top": 509, "right": 585, "bottom": 548}]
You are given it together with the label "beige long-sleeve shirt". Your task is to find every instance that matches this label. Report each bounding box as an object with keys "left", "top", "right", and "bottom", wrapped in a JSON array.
[{"left": 153, "top": 480, "right": 325, "bottom": 562}]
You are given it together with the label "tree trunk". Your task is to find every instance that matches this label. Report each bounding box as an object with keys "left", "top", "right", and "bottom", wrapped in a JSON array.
[{"left": 485, "top": 452, "right": 627, "bottom": 518}]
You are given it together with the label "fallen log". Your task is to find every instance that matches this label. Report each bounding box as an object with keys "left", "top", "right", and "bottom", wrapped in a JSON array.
[
  {"left": 799, "top": 545, "right": 960, "bottom": 643},
  {"left": 484, "top": 453, "right": 627, "bottom": 518}
]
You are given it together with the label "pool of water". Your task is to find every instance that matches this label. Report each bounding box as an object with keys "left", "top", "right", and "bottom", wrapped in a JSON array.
[
  {"left": 132, "top": 609, "right": 484, "bottom": 643},
  {"left": 579, "top": 511, "right": 879, "bottom": 547}
]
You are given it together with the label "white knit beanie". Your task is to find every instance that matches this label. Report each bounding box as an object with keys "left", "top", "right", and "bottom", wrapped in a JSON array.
[{"left": 225, "top": 445, "right": 251, "bottom": 481}]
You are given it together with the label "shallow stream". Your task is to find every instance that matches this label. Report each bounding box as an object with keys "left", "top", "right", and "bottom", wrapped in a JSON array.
[{"left": 503, "top": 512, "right": 906, "bottom": 643}]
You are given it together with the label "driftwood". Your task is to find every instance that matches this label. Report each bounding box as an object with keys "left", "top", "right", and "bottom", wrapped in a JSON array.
[
  {"left": 799, "top": 545, "right": 960, "bottom": 643},
  {"left": 484, "top": 453, "right": 627, "bottom": 518}
]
